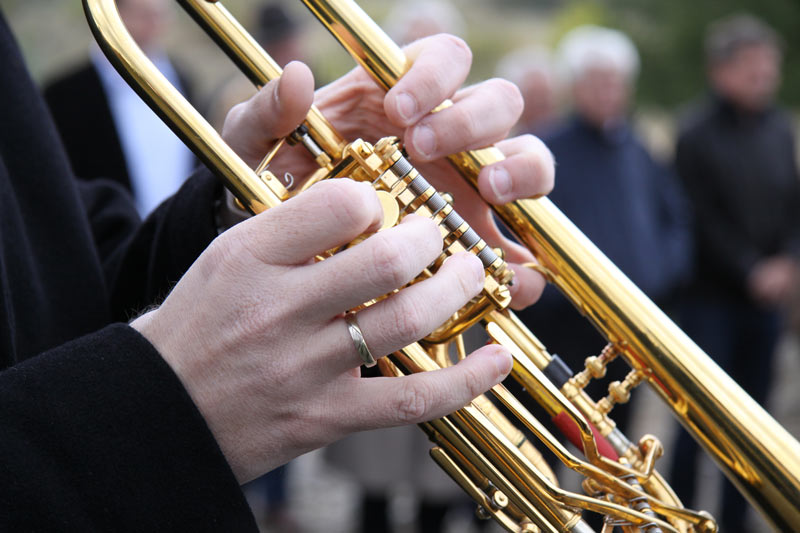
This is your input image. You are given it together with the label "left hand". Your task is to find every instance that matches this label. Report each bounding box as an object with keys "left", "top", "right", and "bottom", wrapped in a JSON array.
[{"left": 222, "top": 34, "right": 555, "bottom": 310}]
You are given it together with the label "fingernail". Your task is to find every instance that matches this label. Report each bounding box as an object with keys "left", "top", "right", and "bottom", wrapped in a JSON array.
[
  {"left": 491, "top": 347, "right": 513, "bottom": 377},
  {"left": 395, "top": 92, "right": 417, "bottom": 122},
  {"left": 411, "top": 125, "right": 436, "bottom": 159},
  {"left": 489, "top": 166, "right": 512, "bottom": 201}
]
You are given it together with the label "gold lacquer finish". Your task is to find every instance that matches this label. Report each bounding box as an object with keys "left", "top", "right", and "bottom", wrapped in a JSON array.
[
  {"left": 300, "top": 1, "right": 800, "bottom": 531},
  {"left": 83, "top": 0, "right": 800, "bottom": 531}
]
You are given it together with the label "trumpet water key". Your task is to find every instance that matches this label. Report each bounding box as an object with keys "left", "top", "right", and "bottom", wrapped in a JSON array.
[{"left": 83, "top": 0, "right": 800, "bottom": 531}]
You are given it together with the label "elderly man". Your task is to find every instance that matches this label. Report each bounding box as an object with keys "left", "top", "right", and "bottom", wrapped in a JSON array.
[
  {"left": 669, "top": 15, "right": 800, "bottom": 531},
  {"left": 516, "top": 25, "right": 690, "bottom": 434}
]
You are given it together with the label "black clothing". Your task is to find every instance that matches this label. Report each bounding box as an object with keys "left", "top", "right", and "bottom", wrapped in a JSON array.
[
  {"left": 43, "top": 61, "right": 195, "bottom": 195},
  {"left": 515, "top": 116, "right": 690, "bottom": 434},
  {"left": 0, "top": 13, "right": 257, "bottom": 531},
  {"left": 44, "top": 63, "right": 131, "bottom": 192},
  {"left": 670, "top": 94, "right": 800, "bottom": 532},
  {"left": 676, "top": 95, "right": 800, "bottom": 301}
]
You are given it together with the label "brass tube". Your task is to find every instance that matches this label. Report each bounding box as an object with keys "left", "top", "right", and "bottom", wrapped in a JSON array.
[{"left": 299, "top": 1, "right": 800, "bottom": 529}]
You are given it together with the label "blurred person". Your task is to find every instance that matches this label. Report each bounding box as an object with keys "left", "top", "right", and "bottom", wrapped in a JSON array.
[
  {"left": 0, "top": 6, "right": 557, "bottom": 530},
  {"left": 252, "top": 3, "right": 305, "bottom": 68},
  {"left": 384, "top": 0, "right": 466, "bottom": 45},
  {"left": 515, "top": 25, "right": 690, "bottom": 437},
  {"left": 497, "top": 45, "right": 558, "bottom": 134},
  {"left": 44, "top": 0, "right": 195, "bottom": 217},
  {"left": 668, "top": 15, "right": 800, "bottom": 531},
  {"left": 207, "top": 3, "right": 308, "bottom": 131}
]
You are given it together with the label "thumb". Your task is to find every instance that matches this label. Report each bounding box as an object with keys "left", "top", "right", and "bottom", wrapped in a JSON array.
[{"left": 222, "top": 61, "right": 315, "bottom": 168}]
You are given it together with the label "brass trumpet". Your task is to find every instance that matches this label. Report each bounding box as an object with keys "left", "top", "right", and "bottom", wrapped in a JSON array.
[{"left": 83, "top": 0, "right": 800, "bottom": 531}]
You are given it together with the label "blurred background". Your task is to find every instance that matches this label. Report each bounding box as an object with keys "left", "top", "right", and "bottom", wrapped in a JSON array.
[
  {"left": 5, "top": 1, "right": 800, "bottom": 532},
  {"left": 7, "top": 0, "right": 800, "bottom": 113},
  {"left": 5, "top": 0, "right": 800, "bottom": 157}
]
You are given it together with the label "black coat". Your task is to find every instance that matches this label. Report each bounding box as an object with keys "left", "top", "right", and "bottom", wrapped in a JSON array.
[
  {"left": 43, "top": 59, "right": 195, "bottom": 194},
  {"left": 677, "top": 95, "right": 800, "bottom": 302},
  {"left": 0, "top": 13, "right": 257, "bottom": 531}
]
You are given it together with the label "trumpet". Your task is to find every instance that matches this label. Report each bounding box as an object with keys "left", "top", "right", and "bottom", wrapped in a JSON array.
[{"left": 83, "top": 0, "right": 800, "bottom": 531}]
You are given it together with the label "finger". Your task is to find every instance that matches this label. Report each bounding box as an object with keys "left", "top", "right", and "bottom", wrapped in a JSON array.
[
  {"left": 315, "top": 253, "right": 486, "bottom": 371},
  {"left": 477, "top": 135, "right": 555, "bottom": 204},
  {"left": 340, "top": 344, "right": 512, "bottom": 430},
  {"left": 222, "top": 61, "right": 315, "bottom": 167},
  {"left": 437, "top": 204, "right": 543, "bottom": 310},
  {"left": 231, "top": 179, "right": 383, "bottom": 265},
  {"left": 508, "top": 262, "right": 547, "bottom": 310},
  {"left": 480, "top": 236, "right": 545, "bottom": 309},
  {"left": 404, "top": 79, "right": 523, "bottom": 162},
  {"left": 296, "top": 215, "right": 445, "bottom": 318},
  {"left": 385, "top": 34, "right": 472, "bottom": 127}
]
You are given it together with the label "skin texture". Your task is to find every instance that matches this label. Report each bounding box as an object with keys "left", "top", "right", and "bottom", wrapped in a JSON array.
[{"left": 133, "top": 34, "right": 555, "bottom": 484}]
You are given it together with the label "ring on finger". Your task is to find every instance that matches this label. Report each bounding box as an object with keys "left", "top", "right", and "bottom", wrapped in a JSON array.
[{"left": 344, "top": 312, "right": 377, "bottom": 368}]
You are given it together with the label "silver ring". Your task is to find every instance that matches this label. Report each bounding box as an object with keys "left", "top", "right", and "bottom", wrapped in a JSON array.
[{"left": 344, "top": 313, "right": 376, "bottom": 368}]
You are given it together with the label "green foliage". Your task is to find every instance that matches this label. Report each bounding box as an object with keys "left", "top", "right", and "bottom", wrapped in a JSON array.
[{"left": 600, "top": 0, "right": 800, "bottom": 108}]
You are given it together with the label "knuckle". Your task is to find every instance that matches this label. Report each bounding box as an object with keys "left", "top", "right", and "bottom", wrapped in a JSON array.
[
  {"left": 390, "top": 295, "right": 428, "bottom": 340},
  {"left": 369, "top": 233, "right": 412, "bottom": 289},
  {"left": 211, "top": 228, "right": 249, "bottom": 272},
  {"left": 395, "top": 380, "right": 430, "bottom": 424},
  {"left": 461, "top": 364, "right": 486, "bottom": 399},
  {"left": 455, "top": 105, "right": 480, "bottom": 142},
  {"left": 221, "top": 101, "right": 247, "bottom": 136}
]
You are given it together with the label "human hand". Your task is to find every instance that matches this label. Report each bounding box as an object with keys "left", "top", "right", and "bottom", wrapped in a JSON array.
[
  {"left": 131, "top": 179, "right": 513, "bottom": 484},
  {"left": 748, "top": 255, "right": 800, "bottom": 307},
  {"left": 222, "top": 35, "right": 555, "bottom": 310}
]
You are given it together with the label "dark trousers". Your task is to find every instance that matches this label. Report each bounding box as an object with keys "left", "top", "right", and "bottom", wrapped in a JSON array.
[{"left": 669, "top": 297, "right": 780, "bottom": 532}]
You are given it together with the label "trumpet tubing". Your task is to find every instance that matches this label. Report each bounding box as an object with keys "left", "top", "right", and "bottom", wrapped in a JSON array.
[{"left": 83, "top": 0, "right": 800, "bottom": 531}]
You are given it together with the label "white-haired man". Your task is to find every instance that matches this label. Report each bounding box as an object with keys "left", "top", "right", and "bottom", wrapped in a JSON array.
[{"left": 516, "top": 25, "right": 690, "bottom": 436}]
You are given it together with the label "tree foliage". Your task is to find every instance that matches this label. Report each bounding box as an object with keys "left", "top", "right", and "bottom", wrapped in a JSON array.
[{"left": 559, "top": 0, "right": 800, "bottom": 108}]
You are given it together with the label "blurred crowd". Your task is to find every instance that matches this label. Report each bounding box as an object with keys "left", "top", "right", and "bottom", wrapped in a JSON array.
[{"left": 34, "top": 1, "right": 800, "bottom": 532}]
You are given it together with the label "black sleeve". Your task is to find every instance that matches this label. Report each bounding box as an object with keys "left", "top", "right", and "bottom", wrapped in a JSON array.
[
  {"left": 779, "top": 127, "right": 800, "bottom": 258},
  {"left": 78, "top": 167, "right": 223, "bottom": 320},
  {"left": 676, "top": 131, "right": 761, "bottom": 286},
  {"left": 0, "top": 323, "right": 258, "bottom": 532}
]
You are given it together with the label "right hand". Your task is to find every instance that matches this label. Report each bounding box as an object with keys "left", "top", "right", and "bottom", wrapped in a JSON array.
[
  {"left": 131, "top": 178, "right": 513, "bottom": 484},
  {"left": 223, "top": 37, "right": 555, "bottom": 311}
]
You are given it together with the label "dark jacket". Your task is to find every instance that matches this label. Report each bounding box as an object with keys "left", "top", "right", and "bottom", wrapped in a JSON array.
[
  {"left": 0, "top": 13, "right": 257, "bottom": 531},
  {"left": 516, "top": 115, "right": 690, "bottom": 364},
  {"left": 43, "top": 59, "right": 195, "bottom": 194},
  {"left": 676, "top": 95, "right": 800, "bottom": 302}
]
